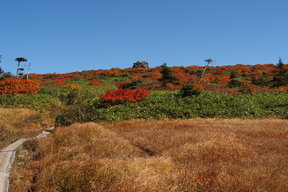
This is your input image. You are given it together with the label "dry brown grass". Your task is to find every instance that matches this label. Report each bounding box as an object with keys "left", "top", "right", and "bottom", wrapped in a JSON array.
[
  {"left": 0, "top": 108, "right": 53, "bottom": 149},
  {"left": 10, "top": 119, "right": 288, "bottom": 192}
]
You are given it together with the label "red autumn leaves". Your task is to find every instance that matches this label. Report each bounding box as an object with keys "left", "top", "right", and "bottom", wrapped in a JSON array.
[
  {"left": 0, "top": 79, "right": 41, "bottom": 95},
  {"left": 100, "top": 88, "right": 150, "bottom": 106}
]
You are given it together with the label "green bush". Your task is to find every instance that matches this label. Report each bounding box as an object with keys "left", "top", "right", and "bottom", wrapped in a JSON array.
[
  {"left": 247, "top": 93, "right": 288, "bottom": 118},
  {"left": 40, "top": 86, "right": 83, "bottom": 104},
  {"left": 56, "top": 91, "right": 288, "bottom": 125},
  {"left": 56, "top": 98, "right": 100, "bottom": 126},
  {"left": 119, "top": 80, "right": 143, "bottom": 89},
  {"left": 228, "top": 79, "right": 244, "bottom": 88},
  {"left": 159, "top": 65, "right": 178, "bottom": 85},
  {"left": 0, "top": 93, "right": 63, "bottom": 113},
  {"left": 180, "top": 84, "right": 201, "bottom": 97},
  {"left": 91, "top": 92, "right": 288, "bottom": 121}
]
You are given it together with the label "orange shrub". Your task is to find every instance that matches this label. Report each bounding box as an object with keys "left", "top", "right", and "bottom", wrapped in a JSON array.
[
  {"left": 0, "top": 79, "right": 41, "bottom": 95},
  {"left": 239, "top": 84, "right": 259, "bottom": 95},
  {"left": 274, "top": 86, "right": 288, "bottom": 92},
  {"left": 138, "top": 81, "right": 159, "bottom": 90},
  {"left": 115, "top": 80, "right": 131, "bottom": 87},
  {"left": 63, "top": 84, "right": 81, "bottom": 91},
  {"left": 165, "top": 83, "right": 181, "bottom": 90},
  {"left": 42, "top": 78, "right": 66, "bottom": 87},
  {"left": 88, "top": 80, "right": 104, "bottom": 86},
  {"left": 193, "top": 83, "right": 204, "bottom": 90}
]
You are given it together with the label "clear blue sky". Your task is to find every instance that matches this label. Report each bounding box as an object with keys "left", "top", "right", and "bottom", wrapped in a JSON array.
[{"left": 1, "top": 0, "right": 287, "bottom": 74}]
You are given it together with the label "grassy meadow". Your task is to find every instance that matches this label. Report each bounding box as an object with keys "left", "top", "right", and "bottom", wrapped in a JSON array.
[
  {"left": 9, "top": 119, "right": 288, "bottom": 192},
  {"left": 0, "top": 108, "right": 53, "bottom": 149}
]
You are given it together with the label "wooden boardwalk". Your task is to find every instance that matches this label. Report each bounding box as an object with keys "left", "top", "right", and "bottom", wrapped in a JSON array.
[{"left": 0, "top": 126, "right": 54, "bottom": 192}]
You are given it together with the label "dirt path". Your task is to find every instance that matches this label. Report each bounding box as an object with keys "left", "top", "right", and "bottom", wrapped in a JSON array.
[{"left": 0, "top": 126, "right": 55, "bottom": 192}]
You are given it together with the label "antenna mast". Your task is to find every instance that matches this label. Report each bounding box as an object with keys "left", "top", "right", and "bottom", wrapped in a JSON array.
[{"left": 26, "top": 63, "right": 31, "bottom": 80}]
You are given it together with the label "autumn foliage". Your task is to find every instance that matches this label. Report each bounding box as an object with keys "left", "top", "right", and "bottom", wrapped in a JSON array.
[
  {"left": 3, "top": 63, "right": 287, "bottom": 95},
  {"left": 100, "top": 88, "right": 150, "bottom": 106},
  {"left": 0, "top": 79, "right": 41, "bottom": 95},
  {"left": 63, "top": 84, "right": 81, "bottom": 91},
  {"left": 88, "top": 79, "right": 104, "bottom": 86}
]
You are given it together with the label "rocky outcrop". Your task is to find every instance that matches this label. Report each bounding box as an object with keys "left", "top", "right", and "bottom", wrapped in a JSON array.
[{"left": 133, "top": 61, "right": 149, "bottom": 69}]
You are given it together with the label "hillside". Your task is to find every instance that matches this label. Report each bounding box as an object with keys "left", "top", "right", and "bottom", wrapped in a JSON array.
[
  {"left": 1, "top": 64, "right": 288, "bottom": 124},
  {"left": 1, "top": 64, "right": 287, "bottom": 192},
  {"left": 28, "top": 63, "right": 288, "bottom": 94}
]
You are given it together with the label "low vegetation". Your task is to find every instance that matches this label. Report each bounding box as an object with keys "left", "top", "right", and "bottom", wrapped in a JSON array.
[
  {"left": 10, "top": 119, "right": 288, "bottom": 191},
  {"left": 0, "top": 108, "right": 53, "bottom": 149},
  {"left": 0, "top": 94, "right": 63, "bottom": 114},
  {"left": 57, "top": 91, "right": 288, "bottom": 124}
]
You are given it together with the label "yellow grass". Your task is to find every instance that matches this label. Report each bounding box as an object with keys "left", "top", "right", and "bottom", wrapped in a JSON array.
[
  {"left": 0, "top": 108, "right": 53, "bottom": 149},
  {"left": 10, "top": 119, "right": 288, "bottom": 192}
]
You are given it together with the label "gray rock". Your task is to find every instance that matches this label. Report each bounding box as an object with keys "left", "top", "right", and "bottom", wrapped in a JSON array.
[{"left": 133, "top": 61, "right": 149, "bottom": 69}]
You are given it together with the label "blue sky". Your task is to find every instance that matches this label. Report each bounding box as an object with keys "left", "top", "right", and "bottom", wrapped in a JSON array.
[{"left": 1, "top": 0, "right": 288, "bottom": 74}]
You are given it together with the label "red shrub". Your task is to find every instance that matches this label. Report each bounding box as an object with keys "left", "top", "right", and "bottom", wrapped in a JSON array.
[
  {"left": 0, "top": 79, "right": 41, "bottom": 95},
  {"left": 53, "top": 79, "right": 66, "bottom": 86},
  {"left": 100, "top": 88, "right": 150, "bottom": 106}
]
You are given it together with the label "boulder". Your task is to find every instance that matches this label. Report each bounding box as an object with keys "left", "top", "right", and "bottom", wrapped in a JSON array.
[{"left": 133, "top": 61, "right": 149, "bottom": 69}]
